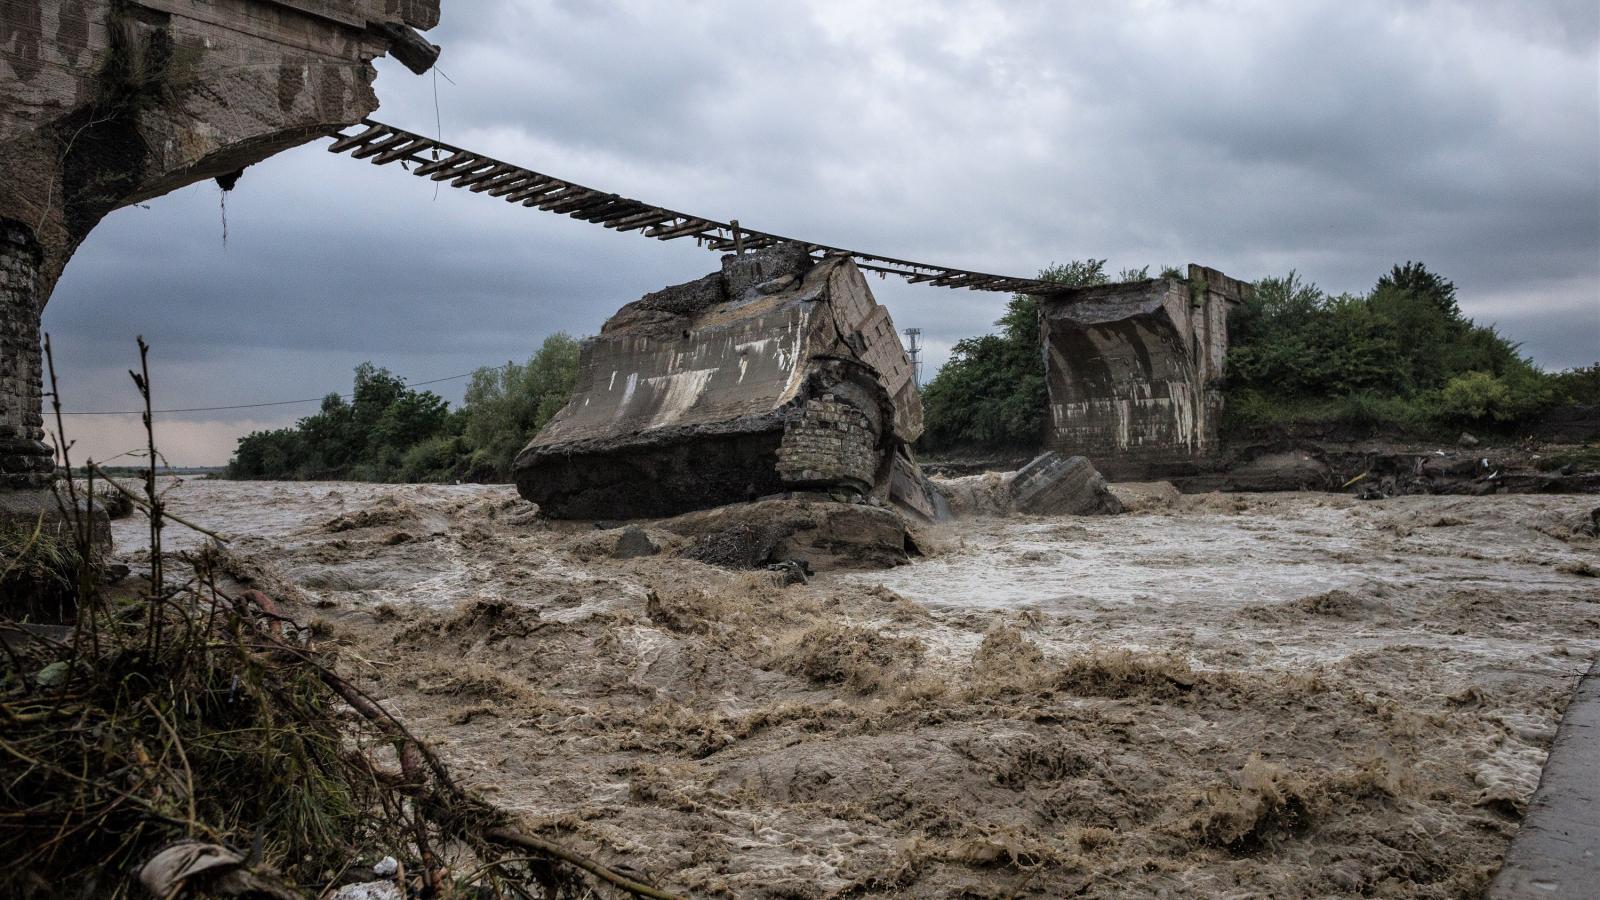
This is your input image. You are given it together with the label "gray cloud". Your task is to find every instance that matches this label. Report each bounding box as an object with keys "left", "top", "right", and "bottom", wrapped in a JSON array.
[{"left": 44, "top": 0, "right": 1599, "bottom": 465}]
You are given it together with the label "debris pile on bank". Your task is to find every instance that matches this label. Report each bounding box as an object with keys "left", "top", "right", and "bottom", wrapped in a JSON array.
[{"left": 1, "top": 488, "right": 681, "bottom": 900}]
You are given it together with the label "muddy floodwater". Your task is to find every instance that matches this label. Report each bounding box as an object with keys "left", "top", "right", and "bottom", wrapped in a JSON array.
[{"left": 115, "top": 480, "right": 1599, "bottom": 897}]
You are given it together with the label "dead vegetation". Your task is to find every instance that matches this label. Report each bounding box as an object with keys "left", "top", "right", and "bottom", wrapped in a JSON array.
[{"left": 1, "top": 343, "right": 685, "bottom": 900}]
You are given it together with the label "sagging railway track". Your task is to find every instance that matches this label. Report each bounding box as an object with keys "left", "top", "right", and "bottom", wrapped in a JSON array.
[{"left": 328, "top": 119, "right": 1066, "bottom": 295}]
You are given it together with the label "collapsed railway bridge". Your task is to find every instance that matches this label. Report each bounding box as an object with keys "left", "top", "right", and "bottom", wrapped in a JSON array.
[
  {"left": 2, "top": 0, "right": 1249, "bottom": 528},
  {"left": 325, "top": 120, "right": 1254, "bottom": 501}
]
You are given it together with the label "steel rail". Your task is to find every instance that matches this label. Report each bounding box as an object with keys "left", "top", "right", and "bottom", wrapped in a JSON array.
[{"left": 328, "top": 119, "right": 1067, "bottom": 295}]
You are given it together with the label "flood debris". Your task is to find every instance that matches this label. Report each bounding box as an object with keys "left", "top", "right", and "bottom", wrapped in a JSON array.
[{"left": 514, "top": 244, "right": 948, "bottom": 522}]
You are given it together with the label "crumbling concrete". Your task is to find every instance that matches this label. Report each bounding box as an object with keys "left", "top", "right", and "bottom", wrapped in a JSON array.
[
  {"left": 1040, "top": 265, "right": 1251, "bottom": 480},
  {"left": 514, "top": 245, "right": 948, "bottom": 521},
  {"left": 932, "top": 452, "right": 1122, "bottom": 518},
  {"left": 0, "top": 0, "right": 440, "bottom": 525},
  {"left": 1010, "top": 451, "right": 1123, "bottom": 516}
]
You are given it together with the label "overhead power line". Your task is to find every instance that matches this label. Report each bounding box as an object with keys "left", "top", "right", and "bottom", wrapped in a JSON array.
[{"left": 58, "top": 368, "right": 496, "bottom": 416}]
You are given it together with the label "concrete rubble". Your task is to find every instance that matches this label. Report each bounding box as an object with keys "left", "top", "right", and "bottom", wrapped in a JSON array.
[
  {"left": 933, "top": 451, "right": 1123, "bottom": 518},
  {"left": 515, "top": 244, "right": 948, "bottom": 522}
]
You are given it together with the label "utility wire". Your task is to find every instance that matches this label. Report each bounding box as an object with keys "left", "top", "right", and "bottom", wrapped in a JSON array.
[{"left": 58, "top": 367, "right": 503, "bottom": 416}]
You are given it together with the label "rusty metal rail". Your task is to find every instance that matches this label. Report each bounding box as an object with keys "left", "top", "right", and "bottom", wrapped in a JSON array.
[{"left": 328, "top": 119, "right": 1065, "bottom": 295}]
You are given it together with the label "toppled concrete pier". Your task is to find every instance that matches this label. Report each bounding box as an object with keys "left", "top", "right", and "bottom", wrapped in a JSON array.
[
  {"left": 1040, "top": 265, "right": 1251, "bottom": 480},
  {"left": 515, "top": 245, "right": 944, "bottom": 520}
]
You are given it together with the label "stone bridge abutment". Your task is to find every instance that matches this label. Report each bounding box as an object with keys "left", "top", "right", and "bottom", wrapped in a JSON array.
[{"left": 0, "top": 0, "right": 440, "bottom": 518}]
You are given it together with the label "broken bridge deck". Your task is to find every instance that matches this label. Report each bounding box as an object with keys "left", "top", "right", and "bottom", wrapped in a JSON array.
[{"left": 327, "top": 119, "right": 1068, "bottom": 297}]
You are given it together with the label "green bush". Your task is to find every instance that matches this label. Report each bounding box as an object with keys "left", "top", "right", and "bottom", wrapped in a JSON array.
[
  {"left": 462, "top": 333, "right": 580, "bottom": 481},
  {"left": 228, "top": 335, "right": 581, "bottom": 484},
  {"left": 1437, "top": 364, "right": 1556, "bottom": 425},
  {"left": 398, "top": 435, "right": 469, "bottom": 483},
  {"left": 1550, "top": 363, "right": 1600, "bottom": 406},
  {"left": 1439, "top": 371, "right": 1513, "bottom": 422},
  {"left": 1224, "top": 262, "right": 1561, "bottom": 434}
]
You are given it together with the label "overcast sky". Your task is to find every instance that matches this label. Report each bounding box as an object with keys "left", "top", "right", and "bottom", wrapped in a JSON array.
[{"left": 45, "top": 0, "right": 1600, "bottom": 466}]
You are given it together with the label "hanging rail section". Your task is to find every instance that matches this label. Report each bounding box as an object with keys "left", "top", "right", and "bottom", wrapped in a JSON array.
[{"left": 328, "top": 119, "right": 1065, "bottom": 295}]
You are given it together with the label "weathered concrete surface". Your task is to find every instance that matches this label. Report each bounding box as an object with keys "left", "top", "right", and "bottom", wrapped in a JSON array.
[
  {"left": 0, "top": 0, "right": 440, "bottom": 490},
  {"left": 930, "top": 452, "right": 1122, "bottom": 518},
  {"left": 1491, "top": 655, "right": 1600, "bottom": 899},
  {"left": 1010, "top": 451, "right": 1122, "bottom": 516},
  {"left": 0, "top": 218, "right": 50, "bottom": 489},
  {"left": 1041, "top": 264, "right": 1250, "bottom": 480},
  {"left": 515, "top": 245, "right": 945, "bottom": 521}
]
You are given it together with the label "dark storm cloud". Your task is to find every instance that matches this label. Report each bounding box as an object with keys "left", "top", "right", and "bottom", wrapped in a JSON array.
[{"left": 44, "top": 0, "right": 1599, "bottom": 465}]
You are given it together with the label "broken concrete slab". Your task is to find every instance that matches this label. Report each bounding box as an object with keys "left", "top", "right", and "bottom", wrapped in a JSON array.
[
  {"left": 930, "top": 453, "right": 1124, "bottom": 518},
  {"left": 514, "top": 245, "right": 944, "bottom": 522},
  {"left": 1010, "top": 452, "right": 1123, "bottom": 516}
]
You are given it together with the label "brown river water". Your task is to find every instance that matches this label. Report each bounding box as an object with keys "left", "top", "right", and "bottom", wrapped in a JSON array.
[{"left": 113, "top": 479, "right": 1599, "bottom": 898}]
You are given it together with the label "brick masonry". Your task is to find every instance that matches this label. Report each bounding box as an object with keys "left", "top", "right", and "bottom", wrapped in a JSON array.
[
  {"left": 0, "top": 218, "right": 51, "bottom": 489},
  {"left": 776, "top": 396, "right": 879, "bottom": 492}
]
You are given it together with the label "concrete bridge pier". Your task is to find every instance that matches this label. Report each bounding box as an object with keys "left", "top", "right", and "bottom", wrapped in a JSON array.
[{"left": 1039, "top": 264, "right": 1252, "bottom": 481}]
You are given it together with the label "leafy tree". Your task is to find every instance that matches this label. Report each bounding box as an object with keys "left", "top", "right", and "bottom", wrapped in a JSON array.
[
  {"left": 229, "top": 364, "right": 462, "bottom": 481},
  {"left": 1225, "top": 262, "right": 1560, "bottom": 432},
  {"left": 462, "top": 333, "right": 581, "bottom": 480},
  {"left": 1377, "top": 261, "right": 1460, "bottom": 319},
  {"left": 227, "top": 336, "right": 583, "bottom": 483}
]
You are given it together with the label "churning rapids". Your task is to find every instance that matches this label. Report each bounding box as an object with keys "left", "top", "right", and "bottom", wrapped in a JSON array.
[{"left": 113, "top": 479, "right": 1599, "bottom": 898}]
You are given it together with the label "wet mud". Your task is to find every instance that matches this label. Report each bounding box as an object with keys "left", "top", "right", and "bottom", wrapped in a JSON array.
[{"left": 115, "top": 482, "right": 1600, "bottom": 897}]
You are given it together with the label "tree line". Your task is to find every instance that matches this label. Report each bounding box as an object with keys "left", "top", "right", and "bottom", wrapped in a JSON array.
[
  {"left": 918, "top": 260, "right": 1598, "bottom": 452},
  {"left": 226, "top": 334, "right": 579, "bottom": 482}
]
